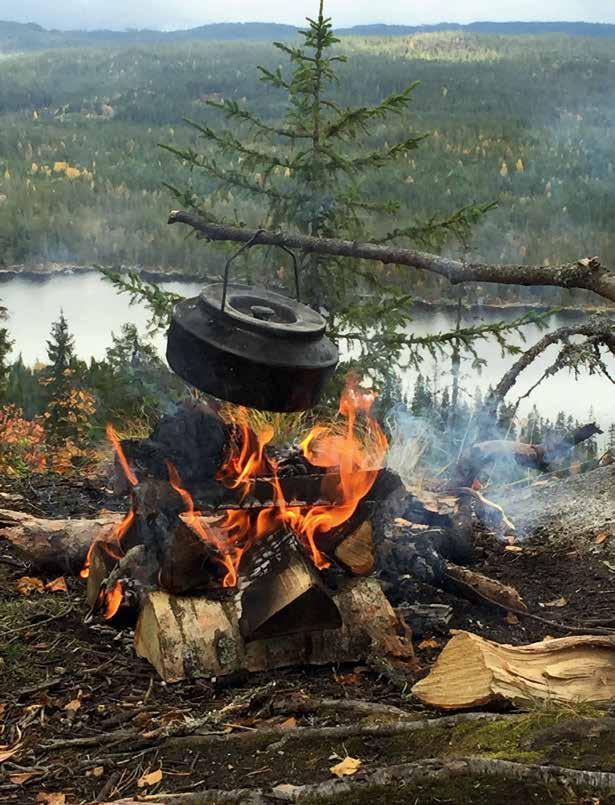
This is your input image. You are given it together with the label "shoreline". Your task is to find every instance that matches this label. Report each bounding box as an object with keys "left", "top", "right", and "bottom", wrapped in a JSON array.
[{"left": 0, "top": 261, "right": 611, "bottom": 317}]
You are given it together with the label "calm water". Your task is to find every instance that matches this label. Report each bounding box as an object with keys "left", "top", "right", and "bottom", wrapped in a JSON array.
[{"left": 2, "top": 272, "right": 613, "bottom": 443}]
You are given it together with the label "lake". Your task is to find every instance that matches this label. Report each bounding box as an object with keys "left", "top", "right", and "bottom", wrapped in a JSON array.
[{"left": 2, "top": 272, "right": 613, "bottom": 445}]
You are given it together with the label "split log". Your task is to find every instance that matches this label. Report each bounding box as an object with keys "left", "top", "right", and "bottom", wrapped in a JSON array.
[
  {"left": 0, "top": 508, "right": 124, "bottom": 573},
  {"left": 238, "top": 530, "right": 342, "bottom": 640},
  {"left": 442, "top": 561, "right": 528, "bottom": 613},
  {"left": 413, "top": 630, "right": 615, "bottom": 709},
  {"left": 135, "top": 577, "right": 414, "bottom": 682}
]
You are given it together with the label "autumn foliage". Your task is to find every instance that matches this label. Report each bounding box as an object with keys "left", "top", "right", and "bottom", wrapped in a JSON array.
[{"left": 0, "top": 404, "right": 47, "bottom": 476}]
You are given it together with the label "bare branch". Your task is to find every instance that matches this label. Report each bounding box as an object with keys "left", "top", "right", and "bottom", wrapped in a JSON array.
[{"left": 168, "top": 211, "right": 615, "bottom": 304}]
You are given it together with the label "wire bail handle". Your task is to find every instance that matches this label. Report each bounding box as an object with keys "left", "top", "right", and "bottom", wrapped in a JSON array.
[{"left": 220, "top": 230, "right": 301, "bottom": 311}]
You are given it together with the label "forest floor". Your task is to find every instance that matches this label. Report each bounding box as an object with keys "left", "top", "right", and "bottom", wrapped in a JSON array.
[{"left": 2, "top": 469, "right": 615, "bottom": 804}]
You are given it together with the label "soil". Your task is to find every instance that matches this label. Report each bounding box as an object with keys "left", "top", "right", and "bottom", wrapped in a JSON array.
[{"left": 2, "top": 467, "right": 615, "bottom": 804}]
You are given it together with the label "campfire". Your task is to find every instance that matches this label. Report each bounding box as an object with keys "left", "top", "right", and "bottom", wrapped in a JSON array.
[{"left": 81, "top": 381, "right": 414, "bottom": 681}]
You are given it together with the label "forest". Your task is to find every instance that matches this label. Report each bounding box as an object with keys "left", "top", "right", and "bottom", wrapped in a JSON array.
[{"left": 0, "top": 31, "right": 614, "bottom": 307}]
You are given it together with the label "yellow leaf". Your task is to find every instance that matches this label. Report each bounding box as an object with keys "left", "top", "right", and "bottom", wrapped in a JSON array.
[
  {"left": 15, "top": 576, "right": 44, "bottom": 596},
  {"left": 542, "top": 597, "right": 568, "bottom": 608},
  {"left": 137, "top": 768, "right": 163, "bottom": 788},
  {"left": 36, "top": 791, "right": 66, "bottom": 805},
  {"left": 36, "top": 794, "right": 66, "bottom": 805},
  {"left": 418, "top": 638, "right": 440, "bottom": 650},
  {"left": 46, "top": 577, "right": 68, "bottom": 593},
  {"left": 330, "top": 756, "right": 362, "bottom": 777}
]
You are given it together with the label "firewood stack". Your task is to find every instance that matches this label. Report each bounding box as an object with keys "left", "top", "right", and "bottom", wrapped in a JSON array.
[{"left": 83, "top": 399, "right": 429, "bottom": 681}]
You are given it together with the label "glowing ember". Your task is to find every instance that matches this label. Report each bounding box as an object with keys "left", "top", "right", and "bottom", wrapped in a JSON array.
[{"left": 103, "top": 580, "right": 124, "bottom": 620}]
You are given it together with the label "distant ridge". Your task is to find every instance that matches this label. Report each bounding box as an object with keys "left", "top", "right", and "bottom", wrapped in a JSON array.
[{"left": 1, "top": 19, "right": 615, "bottom": 52}]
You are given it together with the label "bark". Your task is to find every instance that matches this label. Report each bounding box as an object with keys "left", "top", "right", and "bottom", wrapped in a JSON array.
[
  {"left": 168, "top": 211, "right": 615, "bottom": 303},
  {"left": 442, "top": 561, "right": 528, "bottom": 613}
]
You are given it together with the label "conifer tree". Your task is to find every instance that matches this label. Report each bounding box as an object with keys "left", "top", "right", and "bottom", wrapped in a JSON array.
[
  {"left": 161, "top": 1, "right": 493, "bottom": 387},
  {"left": 45, "top": 310, "right": 76, "bottom": 395}
]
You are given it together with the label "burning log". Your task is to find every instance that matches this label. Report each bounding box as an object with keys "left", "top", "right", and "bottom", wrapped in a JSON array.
[
  {"left": 0, "top": 508, "right": 124, "bottom": 573},
  {"left": 135, "top": 577, "right": 414, "bottom": 682},
  {"left": 413, "top": 631, "right": 615, "bottom": 709}
]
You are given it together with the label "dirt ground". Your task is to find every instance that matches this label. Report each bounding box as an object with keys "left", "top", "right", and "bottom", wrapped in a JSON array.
[{"left": 2, "top": 469, "right": 615, "bottom": 804}]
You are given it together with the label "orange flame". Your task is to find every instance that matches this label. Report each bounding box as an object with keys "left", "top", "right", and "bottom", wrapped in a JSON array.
[
  {"left": 214, "top": 379, "right": 388, "bottom": 575},
  {"left": 80, "top": 425, "right": 137, "bottom": 579},
  {"left": 80, "top": 510, "right": 134, "bottom": 579},
  {"left": 106, "top": 423, "right": 138, "bottom": 487},
  {"left": 103, "top": 580, "right": 123, "bottom": 620},
  {"left": 167, "top": 461, "right": 239, "bottom": 587}
]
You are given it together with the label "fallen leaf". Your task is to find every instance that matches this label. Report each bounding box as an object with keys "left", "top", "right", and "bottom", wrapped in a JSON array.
[
  {"left": 278, "top": 717, "right": 297, "bottom": 730},
  {"left": 9, "top": 772, "right": 38, "bottom": 785},
  {"left": 394, "top": 517, "right": 412, "bottom": 528},
  {"left": 36, "top": 794, "right": 66, "bottom": 805},
  {"left": 595, "top": 532, "right": 610, "bottom": 545},
  {"left": 542, "top": 597, "right": 568, "bottom": 608},
  {"left": 86, "top": 766, "right": 105, "bottom": 778},
  {"left": 15, "top": 576, "right": 44, "bottom": 596},
  {"left": 45, "top": 577, "right": 68, "bottom": 593},
  {"left": 330, "top": 756, "right": 362, "bottom": 777},
  {"left": 0, "top": 742, "right": 22, "bottom": 762},
  {"left": 504, "top": 545, "right": 523, "bottom": 553},
  {"left": 418, "top": 638, "right": 440, "bottom": 650},
  {"left": 0, "top": 703, "right": 5, "bottom": 720},
  {"left": 506, "top": 612, "right": 520, "bottom": 625},
  {"left": 137, "top": 768, "right": 163, "bottom": 788},
  {"left": 64, "top": 698, "right": 81, "bottom": 712},
  {"left": 603, "top": 561, "right": 615, "bottom": 573},
  {"left": 335, "top": 671, "right": 363, "bottom": 686}
]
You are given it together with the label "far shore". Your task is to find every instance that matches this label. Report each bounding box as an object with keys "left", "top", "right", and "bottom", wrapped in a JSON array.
[{"left": 1, "top": 261, "right": 611, "bottom": 317}]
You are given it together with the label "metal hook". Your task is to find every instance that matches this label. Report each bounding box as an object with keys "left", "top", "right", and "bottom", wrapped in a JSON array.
[{"left": 221, "top": 231, "right": 301, "bottom": 310}]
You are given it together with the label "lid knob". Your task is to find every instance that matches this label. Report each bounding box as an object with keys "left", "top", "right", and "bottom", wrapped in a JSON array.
[{"left": 250, "top": 304, "right": 276, "bottom": 321}]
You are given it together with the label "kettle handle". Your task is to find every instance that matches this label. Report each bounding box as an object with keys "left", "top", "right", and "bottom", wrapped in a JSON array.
[{"left": 221, "top": 230, "right": 300, "bottom": 311}]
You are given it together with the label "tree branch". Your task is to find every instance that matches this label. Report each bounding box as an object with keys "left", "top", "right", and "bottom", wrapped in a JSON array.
[
  {"left": 168, "top": 212, "right": 615, "bottom": 304},
  {"left": 486, "top": 315, "right": 615, "bottom": 413}
]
